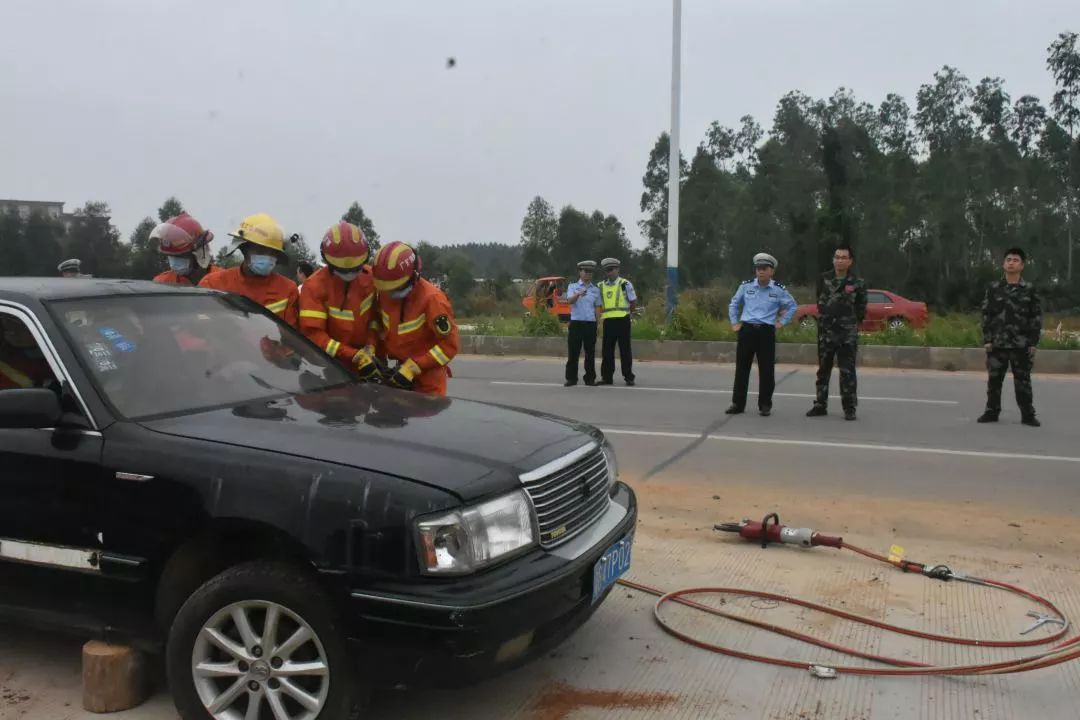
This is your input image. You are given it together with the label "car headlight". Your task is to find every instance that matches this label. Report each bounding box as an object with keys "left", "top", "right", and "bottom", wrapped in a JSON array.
[
  {"left": 415, "top": 490, "right": 537, "bottom": 575},
  {"left": 602, "top": 441, "right": 619, "bottom": 491}
]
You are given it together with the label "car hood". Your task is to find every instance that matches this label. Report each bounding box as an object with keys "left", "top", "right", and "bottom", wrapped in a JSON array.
[{"left": 139, "top": 384, "right": 599, "bottom": 502}]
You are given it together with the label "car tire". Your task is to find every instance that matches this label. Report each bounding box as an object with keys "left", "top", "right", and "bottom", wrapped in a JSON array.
[
  {"left": 888, "top": 316, "right": 906, "bottom": 331},
  {"left": 166, "top": 560, "right": 358, "bottom": 720},
  {"left": 799, "top": 315, "right": 818, "bottom": 330}
]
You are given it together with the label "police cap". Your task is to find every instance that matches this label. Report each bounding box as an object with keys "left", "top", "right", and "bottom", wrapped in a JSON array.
[
  {"left": 752, "top": 252, "right": 777, "bottom": 269},
  {"left": 58, "top": 258, "right": 82, "bottom": 273},
  {"left": 601, "top": 257, "right": 621, "bottom": 269},
  {"left": 577, "top": 260, "right": 597, "bottom": 271}
]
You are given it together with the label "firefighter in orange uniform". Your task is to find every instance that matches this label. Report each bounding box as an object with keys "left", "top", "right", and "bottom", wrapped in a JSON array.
[
  {"left": 198, "top": 213, "right": 299, "bottom": 327},
  {"left": 299, "top": 221, "right": 381, "bottom": 381},
  {"left": 371, "top": 241, "right": 459, "bottom": 396},
  {"left": 151, "top": 213, "right": 221, "bottom": 286}
]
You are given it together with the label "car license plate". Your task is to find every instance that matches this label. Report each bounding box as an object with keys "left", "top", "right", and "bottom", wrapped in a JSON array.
[{"left": 592, "top": 532, "right": 633, "bottom": 604}]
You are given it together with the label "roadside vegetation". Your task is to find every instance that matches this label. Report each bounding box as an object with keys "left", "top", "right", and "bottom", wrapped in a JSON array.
[{"left": 461, "top": 286, "right": 1080, "bottom": 350}]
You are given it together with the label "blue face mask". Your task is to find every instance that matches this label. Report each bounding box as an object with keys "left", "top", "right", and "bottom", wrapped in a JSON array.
[
  {"left": 167, "top": 256, "right": 192, "bottom": 275},
  {"left": 247, "top": 254, "right": 277, "bottom": 276},
  {"left": 389, "top": 284, "right": 413, "bottom": 300}
]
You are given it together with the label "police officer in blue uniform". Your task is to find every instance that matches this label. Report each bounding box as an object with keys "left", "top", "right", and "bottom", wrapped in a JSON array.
[
  {"left": 564, "top": 260, "right": 603, "bottom": 386},
  {"left": 725, "top": 253, "right": 797, "bottom": 416}
]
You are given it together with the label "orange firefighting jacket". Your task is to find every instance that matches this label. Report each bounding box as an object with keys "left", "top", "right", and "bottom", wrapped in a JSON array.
[
  {"left": 153, "top": 264, "right": 223, "bottom": 286},
  {"left": 377, "top": 277, "right": 459, "bottom": 396},
  {"left": 198, "top": 266, "right": 299, "bottom": 327},
  {"left": 298, "top": 266, "right": 378, "bottom": 366}
]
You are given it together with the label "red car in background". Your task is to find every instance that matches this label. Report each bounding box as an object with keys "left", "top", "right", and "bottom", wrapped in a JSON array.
[{"left": 793, "top": 289, "right": 929, "bottom": 331}]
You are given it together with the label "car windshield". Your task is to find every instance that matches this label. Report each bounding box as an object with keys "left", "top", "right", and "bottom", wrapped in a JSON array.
[{"left": 49, "top": 293, "right": 353, "bottom": 420}]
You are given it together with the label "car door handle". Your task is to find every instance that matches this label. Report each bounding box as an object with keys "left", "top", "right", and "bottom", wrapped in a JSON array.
[{"left": 115, "top": 472, "right": 154, "bottom": 482}]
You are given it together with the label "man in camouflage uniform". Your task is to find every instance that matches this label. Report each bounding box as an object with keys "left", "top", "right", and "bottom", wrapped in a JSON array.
[
  {"left": 978, "top": 247, "right": 1042, "bottom": 427},
  {"left": 807, "top": 244, "right": 867, "bottom": 421}
]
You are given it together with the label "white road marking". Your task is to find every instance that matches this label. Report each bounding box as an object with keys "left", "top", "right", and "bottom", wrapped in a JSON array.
[
  {"left": 600, "top": 428, "right": 1080, "bottom": 464},
  {"left": 488, "top": 381, "right": 958, "bottom": 405}
]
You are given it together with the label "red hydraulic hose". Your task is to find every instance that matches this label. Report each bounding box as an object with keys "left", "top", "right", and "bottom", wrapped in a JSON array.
[{"left": 616, "top": 520, "right": 1080, "bottom": 678}]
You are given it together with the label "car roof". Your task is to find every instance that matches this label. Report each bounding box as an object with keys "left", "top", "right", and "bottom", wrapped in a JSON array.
[{"left": 0, "top": 277, "right": 209, "bottom": 305}]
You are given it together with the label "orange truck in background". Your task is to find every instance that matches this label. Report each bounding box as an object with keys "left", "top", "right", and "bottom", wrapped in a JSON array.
[{"left": 522, "top": 276, "right": 572, "bottom": 322}]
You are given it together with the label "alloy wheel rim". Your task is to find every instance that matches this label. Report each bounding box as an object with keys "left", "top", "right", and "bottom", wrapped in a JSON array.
[{"left": 191, "top": 600, "right": 330, "bottom": 720}]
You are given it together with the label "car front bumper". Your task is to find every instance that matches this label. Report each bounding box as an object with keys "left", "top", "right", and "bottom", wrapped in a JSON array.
[{"left": 345, "top": 481, "right": 637, "bottom": 685}]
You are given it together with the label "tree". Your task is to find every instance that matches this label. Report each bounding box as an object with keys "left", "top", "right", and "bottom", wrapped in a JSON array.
[
  {"left": 158, "top": 196, "right": 185, "bottom": 223},
  {"left": 214, "top": 246, "right": 241, "bottom": 269},
  {"left": 444, "top": 255, "right": 475, "bottom": 303},
  {"left": 519, "top": 196, "right": 558, "bottom": 277},
  {"left": 65, "top": 202, "right": 127, "bottom": 278},
  {"left": 1047, "top": 31, "right": 1080, "bottom": 282},
  {"left": 415, "top": 242, "right": 446, "bottom": 280},
  {"left": 1013, "top": 95, "right": 1048, "bottom": 154},
  {"left": 630, "top": 32, "right": 1080, "bottom": 311},
  {"left": 127, "top": 217, "right": 161, "bottom": 280},
  {"left": 342, "top": 202, "right": 380, "bottom": 251},
  {"left": 0, "top": 210, "right": 27, "bottom": 276},
  {"left": 639, "top": 133, "right": 687, "bottom": 259},
  {"left": 23, "top": 211, "right": 64, "bottom": 277},
  {"left": 283, "top": 233, "right": 317, "bottom": 280},
  {"left": 915, "top": 66, "right": 977, "bottom": 303}
]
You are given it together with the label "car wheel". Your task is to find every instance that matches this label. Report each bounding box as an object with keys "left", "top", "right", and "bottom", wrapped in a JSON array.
[
  {"left": 799, "top": 315, "right": 817, "bottom": 330},
  {"left": 888, "top": 316, "right": 906, "bottom": 331},
  {"left": 166, "top": 561, "right": 357, "bottom": 720}
]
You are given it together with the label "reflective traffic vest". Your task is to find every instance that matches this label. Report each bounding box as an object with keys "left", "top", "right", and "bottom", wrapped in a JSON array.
[{"left": 601, "top": 278, "right": 630, "bottom": 319}]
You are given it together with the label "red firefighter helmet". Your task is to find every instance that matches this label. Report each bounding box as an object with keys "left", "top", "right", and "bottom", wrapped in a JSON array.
[
  {"left": 152, "top": 213, "right": 213, "bottom": 256},
  {"left": 320, "top": 221, "right": 369, "bottom": 270},
  {"left": 371, "top": 241, "right": 422, "bottom": 292}
]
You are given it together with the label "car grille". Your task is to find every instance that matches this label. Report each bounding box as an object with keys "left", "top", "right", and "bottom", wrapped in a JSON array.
[{"left": 521, "top": 444, "right": 611, "bottom": 548}]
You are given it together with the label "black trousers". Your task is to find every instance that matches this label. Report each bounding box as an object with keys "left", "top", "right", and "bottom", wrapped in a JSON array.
[
  {"left": 601, "top": 316, "right": 634, "bottom": 382},
  {"left": 565, "top": 320, "right": 598, "bottom": 383},
  {"left": 731, "top": 323, "right": 776, "bottom": 410}
]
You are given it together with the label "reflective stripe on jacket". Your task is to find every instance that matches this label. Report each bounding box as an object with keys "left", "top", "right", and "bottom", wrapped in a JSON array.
[
  {"left": 298, "top": 266, "right": 377, "bottom": 364},
  {"left": 198, "top": 266, "right": 299, "bottom": 327}
]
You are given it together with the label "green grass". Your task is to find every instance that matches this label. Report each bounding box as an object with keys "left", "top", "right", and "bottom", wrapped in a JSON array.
[{"left": 458, "top": 309, "right": 1080, "bottom": 349}]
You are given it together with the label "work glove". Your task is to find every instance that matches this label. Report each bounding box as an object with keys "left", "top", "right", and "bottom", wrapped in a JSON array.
[
  {"left": 388, "top": 358, "right": 422, "bottom": 390},
  {"left": 353, "top": 347, "right": 383, "bottom": 382}
]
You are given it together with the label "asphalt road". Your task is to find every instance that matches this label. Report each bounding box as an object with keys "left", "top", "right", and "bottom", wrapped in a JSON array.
[
  {"left": 3, "top": 355, "right": 1080, "bottom": 720},
  {"left": 450, "top": 356, "right": 1080, "bottom": 515}
]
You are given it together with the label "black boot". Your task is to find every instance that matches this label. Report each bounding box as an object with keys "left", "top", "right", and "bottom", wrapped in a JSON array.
[
  {"left": 976, "top": 411, "right": 999, "bottom": 423},
  {"left": 806, "top": 404, "right": 827, "bottom": 417}
]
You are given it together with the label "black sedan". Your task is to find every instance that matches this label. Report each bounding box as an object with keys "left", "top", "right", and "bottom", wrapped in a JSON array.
[{"left": 0, "top": 278, "right": 637, "bottom": 720}]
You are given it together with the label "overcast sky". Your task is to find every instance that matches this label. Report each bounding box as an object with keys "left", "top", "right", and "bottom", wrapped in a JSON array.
[{"left": 1, "top": 0, "right": 1075, "bottom": 252}]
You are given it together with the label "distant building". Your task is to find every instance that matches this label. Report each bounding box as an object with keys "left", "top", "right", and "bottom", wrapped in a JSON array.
[
  {"left": 0, "top": 198, "right": 64, "bottom": 219},
  {"left": 0, "top": 199, "right": 85, "bottom": 234}
]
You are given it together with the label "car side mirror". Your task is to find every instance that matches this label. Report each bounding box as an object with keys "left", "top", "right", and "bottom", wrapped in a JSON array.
[{"left": 0, "top": 388, "right": 63, "bottom": 429}]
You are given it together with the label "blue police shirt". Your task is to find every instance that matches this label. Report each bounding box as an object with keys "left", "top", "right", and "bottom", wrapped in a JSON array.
[
  {"left": 728, "top": 279, "right": 797, "bottom": 326},
  {"left": 566, "top": 280, "right": 602, "bottom": 322}
]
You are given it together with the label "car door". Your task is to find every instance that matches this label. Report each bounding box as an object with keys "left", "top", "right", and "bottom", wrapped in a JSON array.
[
  {"left": 0, "top": 305, "right": 122, "bottom": 619},
  {"left": 862, "top": 291, "right": 890, "bottom": 330}
]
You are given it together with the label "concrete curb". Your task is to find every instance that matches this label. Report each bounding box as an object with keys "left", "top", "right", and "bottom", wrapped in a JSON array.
[{"left": 458, "top": 336, "right": 1080, "bottom": 374}]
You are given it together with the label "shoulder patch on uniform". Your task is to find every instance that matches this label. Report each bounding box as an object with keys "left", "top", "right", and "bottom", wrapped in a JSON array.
[
  {"left": 434, "top": 314, "right": 453, "bottom": 335},
  {"left": 741, "top": 279, "right": 752, "bottom": 285},
  {"left": 774, "top": 281, "right": 786, "bottom": 289}
]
